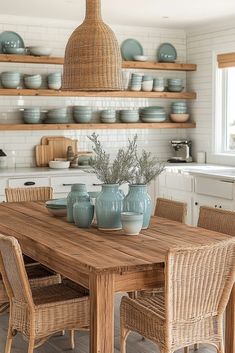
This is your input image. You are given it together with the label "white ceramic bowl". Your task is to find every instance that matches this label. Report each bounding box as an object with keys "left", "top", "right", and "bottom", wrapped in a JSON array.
[
  {"left": 170, "top": 113, "right": 189, "bottom": 123},
  {"left": 49, "top": 160, "right": 70, "bottom": 169},
  {"left": 28, "top": 46, "right": 52, "bottom": 56},
  {"left": 133, "top": 55, "right": 148, "bottom": 62},
  {"left": 121, "top": 212, "right": 144, "bottom": 235}
]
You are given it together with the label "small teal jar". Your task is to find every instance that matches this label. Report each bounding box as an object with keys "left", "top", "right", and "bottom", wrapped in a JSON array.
[
  {"left": 123, "top": 184, "right": 152, "bottom": 229},
  {"left": 96, "top": 184, "right": 124, "bottom": 230},
  {"left": 67, "top": 184, "right": 89, "bottom": 223},
  {"left": 73, "top": 196, "right": 94, "bottom": 228}
]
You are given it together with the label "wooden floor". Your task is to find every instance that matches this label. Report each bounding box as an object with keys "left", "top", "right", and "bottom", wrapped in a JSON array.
[{"left": 0, "top": 294, "right": 216, "bottom": 353}]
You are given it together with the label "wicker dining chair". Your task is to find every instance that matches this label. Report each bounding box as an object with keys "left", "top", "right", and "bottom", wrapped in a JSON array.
[
  {"left": 127, "top": 198, "right": 187, "bottom": 300},
  {"left": 0, "top": 234, "right": 89, "bottom": 353},
  {"left": 5, "top": 186, "right": 53, "bottom": 202},
  {"left": 154, "top": 197, "right": 187, "bottom": 223},
  {"left": 120, "top": 238, "right": 235, "bottom": 353},
  {"left": 197, "top": 206, "right": 235, "bottom": 351},
  {"left": 2, "top": 185, "right": 61, "bottom": 314}
]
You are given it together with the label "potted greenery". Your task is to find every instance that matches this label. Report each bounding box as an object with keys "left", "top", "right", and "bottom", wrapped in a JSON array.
[
  {"left": 123, "top": 150, "right": 165, "bottom": 229},
  {"left": 88, "top": 133, "right": 137, "bottom": 230},
  {"left": 88, "top": 133, "right": 164, "bottom": 230}
]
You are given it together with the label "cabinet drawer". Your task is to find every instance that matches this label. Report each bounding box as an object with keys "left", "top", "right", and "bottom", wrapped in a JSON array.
[
  {"left": 8, "top": 177, "right": 50, "bottom": 188},
  {"left": 0, "top": 178, "right": 7, "bottom": 196},
  {"left": 51, "top": 174, "right": 100, "bottom": 193},
  {"left": 195, "top": 177, "right": 234, "bottom": 200}
]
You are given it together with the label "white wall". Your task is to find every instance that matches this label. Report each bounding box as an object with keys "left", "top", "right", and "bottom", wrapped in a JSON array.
[
  {"left": 186, "top": 18, "right": 235, "bottom": 165},
  {"left": 0, "top": 15, "right": 188, "bottom": 168}
]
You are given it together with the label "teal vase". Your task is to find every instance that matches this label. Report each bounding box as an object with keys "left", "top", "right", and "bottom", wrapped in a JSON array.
[
  {"left": 96, "top": 184, "right": 124, "bottom": 230},
  {"left": 67, "top": 184, "right": 89, "bottom": 223},
  {"left": 73, "top": 196, "right": 94, "bottom": 228},
  {"left": 123, "top": 184, "right": 152, "bottom": 229}
]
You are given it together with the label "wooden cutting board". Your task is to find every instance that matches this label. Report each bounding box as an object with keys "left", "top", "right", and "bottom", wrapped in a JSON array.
[
  {"left": 48, "top": 139, "right": 78, "bottom": 159},
  {"left": 35, "top": 145, "right": 54, "bottom": 167},
  {"left": 36, "top": 136, "right": 78, "bottom": 166}
]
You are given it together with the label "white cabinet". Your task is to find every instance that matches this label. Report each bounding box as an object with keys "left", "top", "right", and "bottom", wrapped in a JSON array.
[{"left": 156, "top": 170, "right": 194, "bottom": 224}]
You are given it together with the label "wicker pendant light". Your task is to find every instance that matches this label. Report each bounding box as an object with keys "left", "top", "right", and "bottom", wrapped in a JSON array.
[{"left": 62, "top": 0, "right": 123, "bottom": 91}]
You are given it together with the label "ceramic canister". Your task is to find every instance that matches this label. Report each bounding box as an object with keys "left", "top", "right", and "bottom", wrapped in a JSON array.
[
  {"left": 73, "top": 196, "right": 94, "bottom": 228},
  {"left": 67, "top": 184, "right": 89, "bottom": 223}
]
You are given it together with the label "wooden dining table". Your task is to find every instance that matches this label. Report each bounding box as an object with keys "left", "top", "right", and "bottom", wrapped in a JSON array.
[{"left": 0, "top": 201, "right": 233, "bottom": 353}]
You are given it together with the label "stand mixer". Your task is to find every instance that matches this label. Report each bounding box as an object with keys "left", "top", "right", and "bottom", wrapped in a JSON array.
[{"left": 167, "top": 140, "right": 193, "bottom": 163}]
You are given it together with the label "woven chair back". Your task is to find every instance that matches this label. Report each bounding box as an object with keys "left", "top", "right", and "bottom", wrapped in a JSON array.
[
  {"left": 0, "top": 234, "right": 33, "bottom": 306},
  {"left": 165, "top": 239, "right": 235, "bottom": 324},
  {"left": 198, "top": 206, "right": 235, "bottom": 236},
  {"left": 154, "top": 198, "right": 187, "bottom": 223},
  {"left": 5, "top": 187, "right": 53, "bottom": 202}
]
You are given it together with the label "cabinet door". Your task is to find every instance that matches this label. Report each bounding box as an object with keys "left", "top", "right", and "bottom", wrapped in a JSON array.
[{"left": 193, "top": 195, "right": 234, "bottom": 226}]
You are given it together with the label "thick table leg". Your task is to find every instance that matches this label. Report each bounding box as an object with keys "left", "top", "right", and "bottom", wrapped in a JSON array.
[
  {"left": 89, "top": 273, "right": 114, "bottom": 353},
  {"left": 225, "top": 285, "right": 235, "bottom": 353}
]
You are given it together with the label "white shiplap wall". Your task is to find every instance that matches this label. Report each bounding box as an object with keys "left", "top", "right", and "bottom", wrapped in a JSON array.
[
  {"left": 186, "top": 18, "right": 235, "bottom": 165},
  {"left": 0, "top": 15, "right": 188, "bottom": 167}
]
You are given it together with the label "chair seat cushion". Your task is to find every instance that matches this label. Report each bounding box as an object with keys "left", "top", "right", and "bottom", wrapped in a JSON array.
[{"left": 32, "top": 283, "right": 89, "bottom": 306}]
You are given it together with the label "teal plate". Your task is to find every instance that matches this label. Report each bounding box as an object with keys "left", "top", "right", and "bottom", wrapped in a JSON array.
[
  {"left": 121, "top": 38, "right": 143, "bottom": 61},
  {"left": 157, "top": 42, "right": 177, "bottom": 63},
  {"left": 46, "top": 198, "right": 67, "bottom": 208},
  {"left": 0, "top": 31, "right": 25, "bottom": 54}
]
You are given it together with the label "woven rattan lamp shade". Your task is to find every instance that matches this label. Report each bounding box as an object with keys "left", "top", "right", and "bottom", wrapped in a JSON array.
[{"left": 62, "top": 0, "right": 123, "bottom": 91}]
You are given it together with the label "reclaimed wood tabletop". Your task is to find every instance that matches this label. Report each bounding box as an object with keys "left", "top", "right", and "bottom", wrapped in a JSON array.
[{"left": 0, "top": 202, "right": 233, "bottom": 353}]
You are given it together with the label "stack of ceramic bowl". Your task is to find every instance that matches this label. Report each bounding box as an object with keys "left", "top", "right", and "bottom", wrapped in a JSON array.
[
  {"left": 1, "top": 71, "right": 20, "bottom": 88},
  {"left": 140, "top": 106, "right": 167, "bottom": 123},
  {"left": 73, "top": 106, "right": 92, "bottom": 123},
  {"left": 167, "top": 78, "right": 183, "bottom": 92},
  {"left": 129, "top": 73, "right": 143, "bottom": 91},
  {"left": 24, "top": 74, "right": 42, "bottom": 89},
  {"left": 45, "top": 107, "right": 68, "bottom": 124},
  {"left": 119, "top": 110, "right": 139, "bottom": 123},
  {"left": 170, "top": 101, "right": 189, "bottom": 122},
  {"left": 45, "top": 198, "right": 67, "bottom": 217},
  {"left": 100, "top": 109, "right": 116, "bottom": 123},
  {"left": 47, "top": 72, "right": 62, "bottom": 90},
  {"left": 153, "top": 78, "right": 165, "bottom": 92},
  {"left": 141, "top": 76, "right": 153, "bottom": 92},
  {"left": 22, "top": 107, "right": 42, "bottom": 124},
  {"left": 3, "top": 46, "right": 25, "bottom": 55}
]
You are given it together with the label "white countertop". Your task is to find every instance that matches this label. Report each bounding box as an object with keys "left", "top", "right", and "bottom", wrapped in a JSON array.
[
  {"left": 165, "top": 163, "right": 235, "bottom": 181},
  {"left": 0, "top": 167, "right": 90, "bottom": 177},
  {"left": 1, "top": 164, "right": 235, "bottom": 180}
]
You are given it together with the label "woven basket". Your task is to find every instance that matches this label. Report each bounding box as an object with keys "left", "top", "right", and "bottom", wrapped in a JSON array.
[{"left": 62, "top": 0, "right": 123, "bottom": 91}]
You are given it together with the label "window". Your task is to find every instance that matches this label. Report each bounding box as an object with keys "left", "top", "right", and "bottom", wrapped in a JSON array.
[{"left": 215, "top": 53, "right": 235, "bottom": 154}]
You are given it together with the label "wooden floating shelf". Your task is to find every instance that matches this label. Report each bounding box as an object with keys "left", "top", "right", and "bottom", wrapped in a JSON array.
[
  {"left": 0, "top": 122, "right": 196, "bottom": 131},
  {"left": 0, "top": 89, "right": 196, "bottom": 99},
  {"left": 0, "top": 54, "right": 197, "bottom": 71},
  {"left": 122, "top": 61, "right": 197, "bottom": 71}
]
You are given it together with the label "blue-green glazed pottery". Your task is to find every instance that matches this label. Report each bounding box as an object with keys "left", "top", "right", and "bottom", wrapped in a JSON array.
[
  {"left": 73, "top": 196, "right": 94, "bottom": 228},
  {"left": 67, "top": 184, "right": 89, "bottom": 223},
  {"left": 96, "top": 184, "right": 124, "bottom": 230},
  {"left": 123, "top": 184, "right": 152, "bottom": 229}
]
